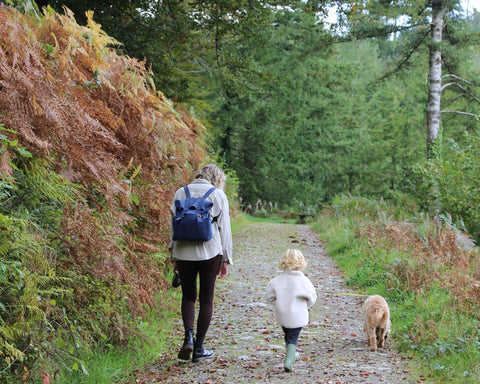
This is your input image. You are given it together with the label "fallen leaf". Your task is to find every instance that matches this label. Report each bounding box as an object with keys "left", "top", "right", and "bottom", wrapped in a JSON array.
[{"left": 40, "top": 372, "right": 50, "bottom": 384}]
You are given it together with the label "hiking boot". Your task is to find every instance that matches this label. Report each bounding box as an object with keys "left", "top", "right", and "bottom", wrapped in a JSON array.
[
  {"left": 192, "top": 339, "right": 214, "bottom": 363},
  {"left": 177, "top": 329, "right": 194, "bottom": 362}
]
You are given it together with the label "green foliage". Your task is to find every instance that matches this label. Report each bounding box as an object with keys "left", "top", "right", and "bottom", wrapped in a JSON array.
[
  {"left": 38, "top": 0, "right": 295, "bottom": 105},
  {"left": 0, "top": 0, "right": 41, "bottom": 14},
  {"left": 0, "top": 148, "right": 155, "bottom": 381},
  {"left": 0, "top": 134, "right": 105, "bottom": 379},
  {"left": 47, "top": 290, "right": 179, "bottom": 384},
  {"left": 29, "top": 0, "right": 480, "bottom": 215},
  {"left": 409, "top": 130, "right": 480, "bottom": 241},
  {"left": 0, "top": 130, "right": 71, "bottom": 374},
  {"left": 0, "top": 125, "right": 32, "bottom": 174},
  {"left": 208, "top": 10, "right": 428, "bottom": 208},
  {"left": 0, "top": 208, "right": 70, "bottom": 375}
]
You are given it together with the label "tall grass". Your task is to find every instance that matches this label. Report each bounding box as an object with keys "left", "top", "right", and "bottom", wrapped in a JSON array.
[{"left": 312, "top": 194, "right": 480, "bottom": 384}]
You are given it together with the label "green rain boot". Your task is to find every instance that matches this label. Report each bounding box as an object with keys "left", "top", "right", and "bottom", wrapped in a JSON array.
[{"left": 284, "top": 344, "right": 300, "bottom": 372}]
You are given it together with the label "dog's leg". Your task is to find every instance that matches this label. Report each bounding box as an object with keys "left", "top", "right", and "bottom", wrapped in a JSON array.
[
  {"left": 377, "top": 327, "right": 386, "bottom": 348},
  {"left": 367, "top": 327, "right": 377, "bottom": 351},
  {"left": 364, "top": 322, "right": 369, "bottom": 347}
]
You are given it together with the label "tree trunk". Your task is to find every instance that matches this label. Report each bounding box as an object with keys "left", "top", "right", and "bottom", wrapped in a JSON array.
[{"left": 426, "top": 1, "right": 445, "bottom": 158}]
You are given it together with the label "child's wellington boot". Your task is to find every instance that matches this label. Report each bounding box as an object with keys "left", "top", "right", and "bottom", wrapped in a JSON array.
[{"left": 284, "top": 344, "right": 299, "bottom": 372}]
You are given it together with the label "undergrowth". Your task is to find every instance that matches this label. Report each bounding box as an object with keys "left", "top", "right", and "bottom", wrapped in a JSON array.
[
  {"left": 312, "top": 194, "right": 480, "bottom": 384},
  {"left": 0, "top": 4, "right": 209, "bottom": 382},
  {"left": 55, "top": 287, "right": 180, "bottom": 384}
]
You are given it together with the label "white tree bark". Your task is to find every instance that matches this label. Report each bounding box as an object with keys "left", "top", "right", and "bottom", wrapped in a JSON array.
[{"left": 426, "top": 0, "right": 445, "bottom": 157}]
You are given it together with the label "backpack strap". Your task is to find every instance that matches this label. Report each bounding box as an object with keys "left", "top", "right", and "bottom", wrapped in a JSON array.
[
  {"left": 183, "top": 186, "right": 215, "bottom": 200},
  {"left": 204, "top": 187, "right": 217, "bottom": 222},
  {"left": 202, "top": 187, "right": 216, "bottom": 199}
]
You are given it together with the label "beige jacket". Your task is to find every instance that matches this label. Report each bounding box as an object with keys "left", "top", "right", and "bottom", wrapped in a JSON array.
[
  {"left": 169, "top": 178, "right": 233, "bottom": 264},
  {"left": 266, "top": 271, "right": 317, "bottom": 328}
]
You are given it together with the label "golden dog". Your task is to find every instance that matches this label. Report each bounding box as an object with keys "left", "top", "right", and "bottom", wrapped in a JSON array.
[{"left": 362, "top": 295, "right": 391, "bottom": 351}]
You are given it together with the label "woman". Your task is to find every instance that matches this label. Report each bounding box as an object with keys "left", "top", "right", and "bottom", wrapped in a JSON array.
[{"left": 169, "top": 164, "right": 233, "bottom": 363}]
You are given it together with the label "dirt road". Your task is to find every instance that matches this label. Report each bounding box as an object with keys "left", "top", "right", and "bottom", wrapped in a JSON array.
[{"left": 141, "top": 223, "right": 420, "bottom": 383}]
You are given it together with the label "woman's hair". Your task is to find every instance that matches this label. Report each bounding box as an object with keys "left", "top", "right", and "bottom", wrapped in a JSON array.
[
  {"left": 279, "top": 249, "right": 307, "bottom": 272},
  {"left": 195, "top": 163, "right": 226, "bottom": 189}
]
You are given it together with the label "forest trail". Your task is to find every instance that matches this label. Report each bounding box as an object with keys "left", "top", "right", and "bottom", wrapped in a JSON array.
[{"left": 138, "top": 223, "right": 420, "bottom": 383}]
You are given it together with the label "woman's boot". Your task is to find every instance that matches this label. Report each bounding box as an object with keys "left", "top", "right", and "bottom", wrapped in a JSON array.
[
  {"left": 284, "top": 343, "right": 299, "bottom": 372},
  {"left": 177, "top": 328, "right": 194, "bottom": 362},
  {"left": 192, "top": 339, "right": 214, "bottom": 363}
]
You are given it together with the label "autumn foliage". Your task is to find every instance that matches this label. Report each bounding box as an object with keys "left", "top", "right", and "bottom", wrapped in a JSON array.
[
  {"left": 0, "top": 4, "right": 207, "bottom": 375},
  {"left": 321, "top": 195, "right": 480, "bottom": 313},
  {"left": 360, "top": 221, "right": 480, "bottom": 311}
]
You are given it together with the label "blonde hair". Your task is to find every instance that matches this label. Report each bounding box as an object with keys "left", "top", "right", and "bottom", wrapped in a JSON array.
[
  {"left": 279, "top": 249, "right": 307, "bottom": 272},
  {"left": 195, "top": 164, "right": 226, "bottom": 190}
]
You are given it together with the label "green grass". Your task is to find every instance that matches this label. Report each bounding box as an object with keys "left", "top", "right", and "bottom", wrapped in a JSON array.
[
  {"left": 312, "top": 202, "right": 480, "bottom": 384},
  {"left": 54, "top": 286, "right": 181, "bottom": 384},
  {"left": 392, "top": 292, "right": 480, "bottom": 383},
  {"left": 230, "top": 212, "right": 252, "bottom": 233},
  {"left": 232, "top": 212, "right": 297, "bottom": 226}
]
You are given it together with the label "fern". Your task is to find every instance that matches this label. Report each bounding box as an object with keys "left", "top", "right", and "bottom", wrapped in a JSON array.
[
  {"left": 0, "top": 4, "right": 210, "bottom": 380},
  {"left": 0, "top": 214, "right": 71, "bottom": 373},
  {"left": 0, "top": 155, "right": 75, "bottom": 373}
]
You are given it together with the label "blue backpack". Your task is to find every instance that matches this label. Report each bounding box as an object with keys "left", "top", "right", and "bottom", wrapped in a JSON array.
[{"left": 172, "top": 185, "right": 216, "bottom": 241}]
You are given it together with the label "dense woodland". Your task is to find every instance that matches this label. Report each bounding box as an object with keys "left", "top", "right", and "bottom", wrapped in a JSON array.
[
  {"left": 1, "top": 0, "right": 480, "bottom": 382},
  {"left": 33, "top": 0, "right": 480, "bottom": 224}
]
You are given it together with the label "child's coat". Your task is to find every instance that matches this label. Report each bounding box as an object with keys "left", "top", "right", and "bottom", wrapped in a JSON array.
[{"left": 266, "top": 271, "right": 317, "bottom": 328}]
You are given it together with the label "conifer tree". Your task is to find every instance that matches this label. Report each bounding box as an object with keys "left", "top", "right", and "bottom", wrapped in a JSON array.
[{"left": 338, "top": 0, "right": 480, "bottom": 158}]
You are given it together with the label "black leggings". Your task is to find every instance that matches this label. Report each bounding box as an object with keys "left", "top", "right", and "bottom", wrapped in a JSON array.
[
  {"left": 282, "top": 326, "right": 302, "bottom": 346},
  {"left": 177, "top": 255, "right": 222, "bottom": 341}
]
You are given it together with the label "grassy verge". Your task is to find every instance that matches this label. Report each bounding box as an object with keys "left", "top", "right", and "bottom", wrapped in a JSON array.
[
  {"left": 311, "top": 195, "right": 480, "bottom": 384},
  {"left": 232, "top": 212, "right": 297, "bottom": 226},
  {"left": 55, "top": 284, "right": 181, "bottom": 384}
]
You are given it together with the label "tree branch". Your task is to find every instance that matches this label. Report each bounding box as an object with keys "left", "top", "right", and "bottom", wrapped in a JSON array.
[
  {"left": 376, "top": 29, "right": 430, "bottom": 82},
  {"left": 441, "top": 82, "right": 480, "bottom": 104},
  {"left": 442, "top": 73, "right": 480, "bottom": 87},
  {"left": 440, "top": 110, "right": 479, "bottom": 118}
]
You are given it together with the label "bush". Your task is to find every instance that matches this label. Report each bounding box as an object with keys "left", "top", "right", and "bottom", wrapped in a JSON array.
[{"left": 409, "top": 130, "right": 480, "bottom": 241}]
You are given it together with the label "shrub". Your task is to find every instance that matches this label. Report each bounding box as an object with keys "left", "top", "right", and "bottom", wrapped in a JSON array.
[{"left": 409, "top": 130, "right": 480, "bottom": 242}]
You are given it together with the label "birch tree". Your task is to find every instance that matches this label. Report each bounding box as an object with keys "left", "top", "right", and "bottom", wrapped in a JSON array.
[
  {"left": 427, "top": 1, "right": 444, "bottom": 156},
  {"left": 335, "top": 0, "right": 480, "bottom": 158}
]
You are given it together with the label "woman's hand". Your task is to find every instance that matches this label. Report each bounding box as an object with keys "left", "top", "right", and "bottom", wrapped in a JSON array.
[{"left": 218, "top": 261, "right": 228, "bottom": 279}]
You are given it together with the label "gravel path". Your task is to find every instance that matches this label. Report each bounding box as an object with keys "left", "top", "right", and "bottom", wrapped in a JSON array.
[{"left": 140, "top": 223, "right": 420, "bottom": 383}]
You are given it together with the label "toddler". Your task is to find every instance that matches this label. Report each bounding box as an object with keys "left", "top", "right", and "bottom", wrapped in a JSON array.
[{"left": 266, "top": 249, "right": 317, "bottom": 372}]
